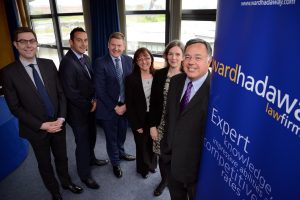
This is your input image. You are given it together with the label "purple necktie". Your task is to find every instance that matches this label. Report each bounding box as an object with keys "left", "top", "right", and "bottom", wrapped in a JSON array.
[{"left": 180, "top": 81, "right": 193, "bottom": 112}]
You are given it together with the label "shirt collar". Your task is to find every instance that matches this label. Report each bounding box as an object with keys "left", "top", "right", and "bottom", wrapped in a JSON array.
[
  {"left": 185, "top": 71, "right": 209, "bottom": 91},
  {"left": 71, "top": 48, "right": 83, "bottom": 60},
  {"left": 20, "top": 57, "right": 37, "bottom": 67},
  {"left": 110, "top": 55, "right": 121, "bottom": 62}
]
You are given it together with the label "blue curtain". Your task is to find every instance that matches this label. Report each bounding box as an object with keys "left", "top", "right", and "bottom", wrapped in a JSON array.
[
  {"left": 4, "top": 0, "right": 20, "bottom": 59},
  {"left": 90, "top": 0, "right": 120, "bottom": 63}
]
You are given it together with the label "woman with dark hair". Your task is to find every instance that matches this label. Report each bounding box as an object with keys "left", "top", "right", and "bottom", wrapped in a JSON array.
[
  {"left": 149, "top": 40, "right": 184, "bottom": 196},
  {"left": 125, "top": 47, "right": 157, "bottom": 179}
]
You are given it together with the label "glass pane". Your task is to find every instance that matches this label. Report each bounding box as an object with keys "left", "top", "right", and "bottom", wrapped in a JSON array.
[
  {"left": 182, "top": 0, "right": 218, "bottom": 9},
  {"left": 125, "top": 0, "right": 165, "bottom": 11},
  {"left": 154, "top": 57, "right": 165, "bottom": 69},
  {"left": 32, "top": 19, "right": 56, "bottom": 46},
  {"left": 59, "top": 16, "right": 85, "bottom": 47},
  {"left": 63, "top": 50, "right": 68, "bottom": 55},
  {"left": 56, "top": 0, "right": 83, "bottom": 13},
  {"left": 126, "top": 15, "right": 165, "bottom": 55},
  {"left": 27, "top": 0, "right": 51, "bottom": 15},
  {"left": 37, "top": 47, "right": 60, "bottom": 69},
  {"left": 181, "top": 21, "right": 216, "bottom": 53}
]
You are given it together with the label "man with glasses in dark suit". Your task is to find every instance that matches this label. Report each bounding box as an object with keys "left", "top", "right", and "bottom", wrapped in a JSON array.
[{"left": 1, "top": 27, "right": 82, "bottom": 200}]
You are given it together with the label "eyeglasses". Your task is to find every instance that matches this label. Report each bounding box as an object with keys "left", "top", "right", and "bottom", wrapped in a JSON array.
[
  {"left": 137, "top": 57, "right": 151, "bottom": 62},
  {"left": 16, "top": 39, "right": 38, "bottom": 45},
  {"left": 184, "top": 55, "right": 209, "bottom": 62}
]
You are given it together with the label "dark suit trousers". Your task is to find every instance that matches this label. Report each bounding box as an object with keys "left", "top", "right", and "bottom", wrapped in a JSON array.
[
  {"left": 132, "top": 114, "right": 157, "bottom": 175},
  {"left": 168, "top": 172, "right": 197, "bottom": 200},
  {"left": 98, "top": 114, "right": 127, "bottom": 166},
  {"left": 28, "top": 130, "right": 70, "bottom": 194},
  {"left": 158, "top": 156, "right": 169, "bottom": 186},
  {"left": 69, "top": 113, "right": 97, "bottom": 180}
]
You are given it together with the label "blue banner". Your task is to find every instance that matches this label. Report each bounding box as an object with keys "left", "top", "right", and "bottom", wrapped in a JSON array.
[
  {"left": 197, "top": 1, "right": 300, "bottom": 199},
  {"left": 0, "top": 97, "right": 28, "bottom": 181}
]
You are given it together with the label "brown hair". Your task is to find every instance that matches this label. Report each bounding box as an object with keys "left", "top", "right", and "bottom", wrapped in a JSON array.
[
  {"left": 108, "top": 32, "right": 125, "bottom": 43},
  {"left": 163, "top": 40, "right": 184, "bottom": 68},
  {"left": 13, "top": 27, "right": 37, "bottom": 42},
  {"left": 132, "top": 47, "right": 154, "bottom": 75},
  {"left": 70, "top": 27, "right": 86, "bottom": 40}
]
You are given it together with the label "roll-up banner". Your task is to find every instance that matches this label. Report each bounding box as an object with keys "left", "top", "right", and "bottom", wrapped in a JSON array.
[{"left": 196, "top": 1, "right": 300, "bottom": 200}]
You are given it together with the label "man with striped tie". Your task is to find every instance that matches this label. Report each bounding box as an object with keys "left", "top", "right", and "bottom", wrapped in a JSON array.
[
  {"left": 94, "top": 32, "right": 135, "bottom": 178},
  {"left": 59, "top": 27, "right": 108, "bottom": 190}
]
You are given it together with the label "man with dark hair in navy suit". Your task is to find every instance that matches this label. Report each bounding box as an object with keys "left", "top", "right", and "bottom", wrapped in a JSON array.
[
  {"left": 1, "top": 27, "right": 82, "bottom": 200},
  {"left": 59, "top": 27, "right": 108, "bottom": 190},
  {"left": 94, "top": 32, "right": 135, "bottom": 178}
]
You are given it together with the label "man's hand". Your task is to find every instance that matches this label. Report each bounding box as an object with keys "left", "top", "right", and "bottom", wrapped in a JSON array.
[
  {"left": 40, "top": 119, "right": 64, "bottom": 133},
  {"left": 90, "top": 99, "right": 97, "bottom": 112},
  {"left": 136, "top": 128, "right": 143, "bottom": 133},
  {"left": 114, "top": 104, "right": 126, "bottom": 116}
]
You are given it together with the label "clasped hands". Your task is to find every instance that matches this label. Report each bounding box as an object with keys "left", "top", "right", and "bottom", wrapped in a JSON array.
[
  {"left": 114, "top": 104, "right": 126, "bottom": 116},
  {"left": 40, "top": 118, "right": 64, "bottom": 133}
]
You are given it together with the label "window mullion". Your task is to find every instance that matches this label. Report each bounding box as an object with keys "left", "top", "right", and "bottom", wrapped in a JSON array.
[{"left": 49, "top": 0, "right": 63, "bottom": 61}]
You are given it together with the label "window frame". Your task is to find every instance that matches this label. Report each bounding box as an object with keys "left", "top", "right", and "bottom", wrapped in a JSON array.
[
  {"left": 124, "top": 0, "right": 217, "bottom": 57},
  {"left": 181, "top": 9, "right": 216, "bottom": 21},
  {"left": 124, "top": 0, "right": 170, "bottom": 57},
  {"left": 25, "top": 0, "right": 84, "bottom": 61}
]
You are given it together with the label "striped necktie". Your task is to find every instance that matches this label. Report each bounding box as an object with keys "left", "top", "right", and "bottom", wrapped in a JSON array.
[{"left": 115, "top": 58, "right": 125, "bottom": 103}]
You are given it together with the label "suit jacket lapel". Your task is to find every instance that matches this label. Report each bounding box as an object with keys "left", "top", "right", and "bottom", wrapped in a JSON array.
[
  {"left": 84, "top": 55, "right": 93, "bottom": 74},
  {"left": 36, "top": 59, "right": 56, "bottom": 105},
  {"left": 120, "top": 55, "right": 126, "bottom": 77},
  {"left": 181, "top": 72, "right": 210, "bottom": 115},
  {"left": 135, "top": 73, "right": 146, "bottom": 102},
  {"left": 68, "top": 50, "right": 91, "bottom": 79},
  {"left": 15, "top": 60, "right": 41, "bottom": 98},
  {"left": 174, "top": 75, "right": 186, "bottom": 117},
  {"left": 36, "top": 59, "right": 51, "bottom": 89},
  {"left": 106, "top": 55, "right": 119, "bottom": 81}
]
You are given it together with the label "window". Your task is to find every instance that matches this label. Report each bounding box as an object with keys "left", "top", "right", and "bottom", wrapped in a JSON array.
[
  {"left": 182, "top": 0, "right": 217, "bottom": 9},
  {"left": 125, "top": 0, "right": 168, "bottom": 68},
  {"left": 25, "top": 0, "right": 85, "bottom": 68},
  {"left": 125, "top": 0, "right": 166, "bottom": 11},
  {"left": 124, "top": 0, "right": 217, "bottom": 68},
  {"left": 181, "top": 0, "right": 217, "bottom": 52},
  {"left": 126, "top": 14, "right": 166, "bottom": 55}
]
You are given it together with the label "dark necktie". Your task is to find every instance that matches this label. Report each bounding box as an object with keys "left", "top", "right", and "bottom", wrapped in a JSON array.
[
  {"left": 79, "top": 57, "right": 91, "bottom": 78},
  {"left": 28, "top": 64, "right": 54, "bottom": 118},
  {"left": 115, "top": 58, "right": 125, "bottom": 103},
  {"left": 180, "top": 81, "right": 193, "bottom": 112}
]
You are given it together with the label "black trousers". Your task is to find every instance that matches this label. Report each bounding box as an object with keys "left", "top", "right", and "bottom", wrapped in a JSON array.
[
  {"left": 69, "top": 112, "right": 97, "bottom": 180},
  {"left": 168, "top": 172, "right": 197, "bottom": 200},
  {"left": 28, "top": 129, "right": 71, "bottom": 195},
  {"left": 132, "top": 113, "right": 157, "bottom": 175},
  {"left": 157, "top": 156, "right": 169, "bottom": 186}
]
